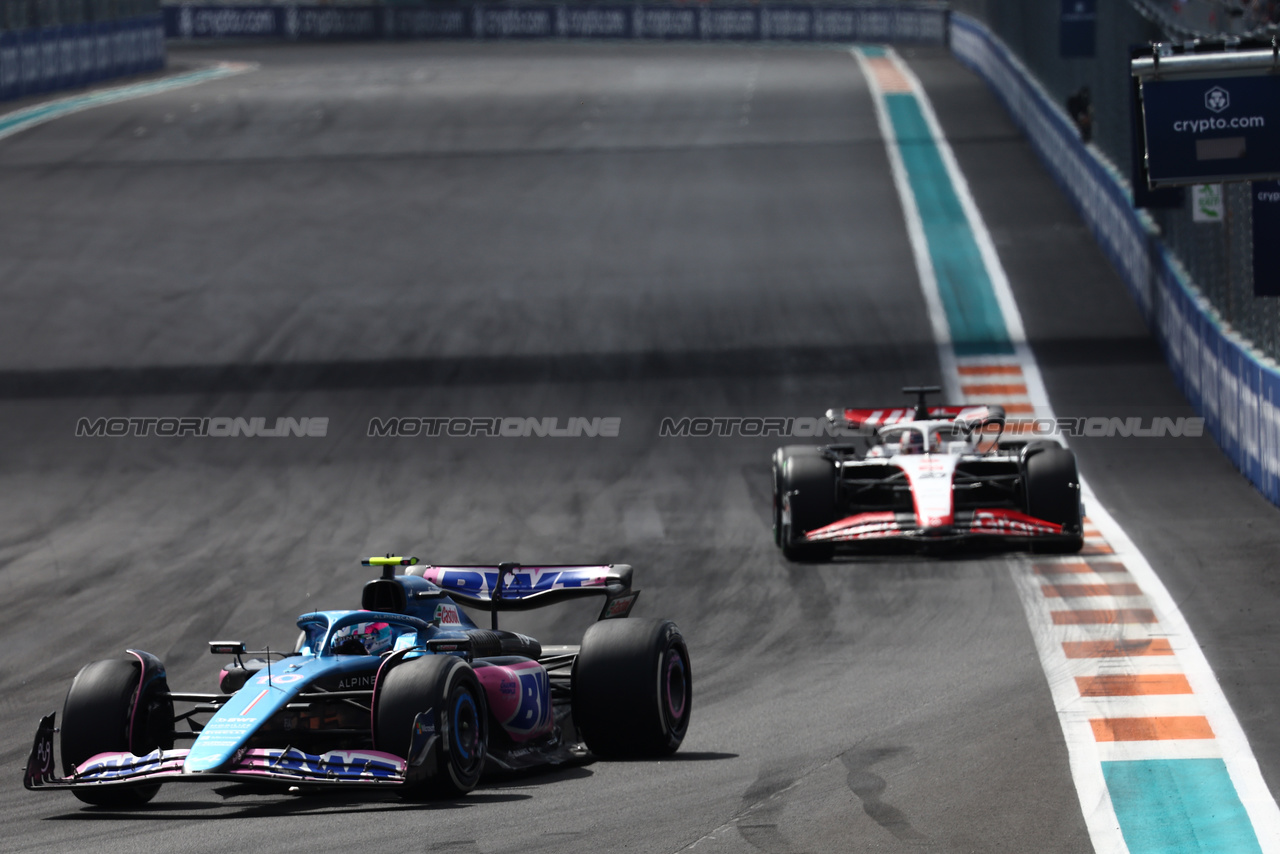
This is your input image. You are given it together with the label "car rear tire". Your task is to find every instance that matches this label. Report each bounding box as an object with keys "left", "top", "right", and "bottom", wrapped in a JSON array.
[
  {"left": 573, "top": 618, "right": 691, "bottom": 758},
  {"left": 374, "top": 654, "right": 487, "bottom": 798},
  {"left": 776, "top": 449, "right": 836, "bottom": 562},
  {"left": 1025, "top": 445, "right": 1084, "bottom": 553},
  {"left": 61, "top": 658, "right": 173, "bottom": 807}
]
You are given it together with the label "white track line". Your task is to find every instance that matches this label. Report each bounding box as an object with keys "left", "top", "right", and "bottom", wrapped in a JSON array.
[{"left": 858, "top": 44, "right": 1280, "bottom": 853}]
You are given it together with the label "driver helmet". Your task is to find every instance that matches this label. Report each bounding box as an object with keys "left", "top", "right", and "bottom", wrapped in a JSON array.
[
  {"left": 332, "top": 621, "right": 394, "bottom": 655},
  {"left": 899, "top": 428, "right": 925, "bottom": 455}
]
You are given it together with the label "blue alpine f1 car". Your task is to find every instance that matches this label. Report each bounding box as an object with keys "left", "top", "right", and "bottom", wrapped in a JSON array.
[{"left": 23, "top": 556, "right": 692, "bottom": 806}]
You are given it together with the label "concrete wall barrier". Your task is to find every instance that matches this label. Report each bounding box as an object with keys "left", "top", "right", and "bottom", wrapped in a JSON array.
[
  {"left": 0, "top": 17, "right": 165, "bottom": 103},
  {"left": 162, "top": 3, "right": 948, "bottom": 43},
  {"left": 950, "top": 12, "right": 1280, "bottom": 506}
]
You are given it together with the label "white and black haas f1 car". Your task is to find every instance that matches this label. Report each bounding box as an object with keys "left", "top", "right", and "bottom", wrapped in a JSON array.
[
  {"left": 24, "top": 557, "right": 692, "bottom": 806},
  {"left": 772, "top": 387, "right": 1084, "bottom": 560}
]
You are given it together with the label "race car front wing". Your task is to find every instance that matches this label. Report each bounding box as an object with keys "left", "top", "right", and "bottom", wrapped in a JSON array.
[
  {"left": 804, "top": 507, "right": 1073, "bottom": 544},
  {"left": 23, "top": 711, "right": 440, "bottom": 792}
]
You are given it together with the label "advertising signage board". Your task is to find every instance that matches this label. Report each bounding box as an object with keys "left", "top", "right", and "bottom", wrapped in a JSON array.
[{"left": 1140, "top": 72, "right": 1280, "bottom": 187}]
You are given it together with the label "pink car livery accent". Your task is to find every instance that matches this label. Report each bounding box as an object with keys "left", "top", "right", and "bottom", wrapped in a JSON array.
[
  {"left": 67, "top": 747, "right": 405, "bottom": 785},
  {"left": 474, "top": 659, "right": 554, "bottom": 742},
  {"left": 23, "top": 558, "right": 690, "bottom": 803}
]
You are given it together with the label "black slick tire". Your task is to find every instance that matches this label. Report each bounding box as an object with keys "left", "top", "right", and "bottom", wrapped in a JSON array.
[
  {"left": 572, "top": 618, "right": 691, "bottom": 758},
  {"left": 61, "top": 658, "right": 173, "bottom": 807},
  {"left": 375, "top": 654, "right": 487, "bottom": 798},
  {"left": 1025, "top": 445, "right": 1084, "bottom": 553},
  {"left": 776, "top": 449, "right": 837, "bottom": 562}
]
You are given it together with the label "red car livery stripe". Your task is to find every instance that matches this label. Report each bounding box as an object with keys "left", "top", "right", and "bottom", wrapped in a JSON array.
[{"left": 805, "top": 508, "right": 1063, "bottom": 543}]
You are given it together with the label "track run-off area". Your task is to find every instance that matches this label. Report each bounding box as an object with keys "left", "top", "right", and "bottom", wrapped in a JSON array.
[{"left": 2, "top": 40, "right": 1279, "bottom": 854}]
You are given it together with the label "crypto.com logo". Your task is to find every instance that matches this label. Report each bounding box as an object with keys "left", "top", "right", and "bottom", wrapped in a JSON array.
[{"left": 1205, "top": 86, "right": 1230, "bottom": 113}]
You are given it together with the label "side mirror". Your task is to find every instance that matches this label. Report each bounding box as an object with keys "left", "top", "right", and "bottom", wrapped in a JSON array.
[{"left": 209, "top": 641, "right": 246, "bottom": 656}]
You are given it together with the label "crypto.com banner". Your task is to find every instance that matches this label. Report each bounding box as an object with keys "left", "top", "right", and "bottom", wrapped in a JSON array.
[
  {"left": 1141, "top": 74, "right": 1280, "bottom": 186},
  {"left": 163, "top": 3, "right": 948, "bottom": 44}
]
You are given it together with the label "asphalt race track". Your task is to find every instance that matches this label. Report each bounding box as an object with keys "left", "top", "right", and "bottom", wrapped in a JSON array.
[{"left": 1, "top": 41, "right": 1278, "bottom": 854}]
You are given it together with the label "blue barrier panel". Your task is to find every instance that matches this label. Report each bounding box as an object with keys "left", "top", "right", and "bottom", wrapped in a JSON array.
[
  {"left": 159, "top": 3, "right": 948, "bottom": 44},
  {"left": 634, "top": 6, "right": 697, "bottom": 39},
  {"left": 1265, "top": 360, "right": 1280, "bottom": 503},
  {"left": 1242, "top": 342, "right": 1263, "bottom": 488},
  {"left": 130, "top": 18, "right": 146, "bottom": 73},
  {"left": 74, "top": 23, "right": 94, "bottom": 87},
  {"left": 41, "top": 27, "right": 62, "bottom": 92},
  {"left": 109, "top": 21, "right": 127, "bottom": 77},
  {"left": 141, "top": 16, "right": 159, "bottom": 69},
  {"left": 699, "top": 8, "right": 758, "bottom": 40},
  {"left": 852, "top": 7, "right": 894, "bottom": 40},
  {"left": 53, "top": 24, "right": 73, "bottom": 89},
  {"left": 761, "top": 7, "right": 813, "bottom": 41},
  {"left": 138, "top": 17, "right": 155, "bottom": 69},
  {"left": 152, "top": 17, "right": 168, "bottom": 70},
  {"left": 556, "top": 6, "right": 629, "bottom": 39},
  {"left": 474, "top": 6, "right": 555, "bottom": 39},
  {"left": 0, "top": 31, "right": 18, "bottom": 101},
  {"left": 287, "top": 6, "right": 382, "bottom": 40},
  {"left": 94, "top": 20, "right": 113, "bottom": 82},
  {"left": 134, "top": 18, "right": 150, "bottom": 71},
  {"left": 23, "top": 28, "right": 43, "bottom": 95},
  {"left": 812, "top": 7, "right": 858, "bottom": 40},
  {"left": 0, "top": 15, "right": 168, "bottom": 103},
  {"left": 136, "top": 17, "right": 151, "bottom": 69},
  {"left": 36, "top": 26, "right": 59, "bottom": 92},
  {"left": 389, "top": 6, "right": 472, "bottom": 38},
  {"left": 168, "top": 6, "right": 283, "bottom": 39},
  {"left": 137, "top": 16, "right": 157, "bottom": 72},
  {"left": 122, "top": 19, "right": 139, "bottom": 76}
]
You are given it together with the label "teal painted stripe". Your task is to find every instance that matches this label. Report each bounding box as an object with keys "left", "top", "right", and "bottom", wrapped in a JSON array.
[
  {"left": 863, "top": 46, "right": 1268, "bottom": 853},
  {"left": 882, "top": 91, "right": 1013, "bottom": 356},
  {"left": 859, "top": 44, "right": 888, "bottom": 58},
  {"left": 1103, "top": 759, "right": 1262, "bottom": 853},
  {"left": 0, "top": 65, "right": 244, "bottom": 141}
]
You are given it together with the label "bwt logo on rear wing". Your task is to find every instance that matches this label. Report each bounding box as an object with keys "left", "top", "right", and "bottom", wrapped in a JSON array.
[{"left": 413, "top": 563, "right": 639, "bottom": 621}]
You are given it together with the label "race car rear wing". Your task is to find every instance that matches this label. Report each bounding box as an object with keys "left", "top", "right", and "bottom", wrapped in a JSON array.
[
  {"left": 410, "top": 563, "right": 639, "bottom": 625},
  {"left": 826, "top": 404, "right": 1006, "bottom": 431}
]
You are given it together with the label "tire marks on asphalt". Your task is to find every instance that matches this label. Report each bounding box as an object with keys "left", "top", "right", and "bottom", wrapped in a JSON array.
[{"left": 840, "top": 747, "right": 928, "bottom": 844}]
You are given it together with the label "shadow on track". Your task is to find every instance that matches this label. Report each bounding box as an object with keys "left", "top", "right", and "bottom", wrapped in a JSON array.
[
  {"left": 0, "top": 343, "right": 942, "bottom": 399},
  {"left": 42, "top": 789, "right": 534, "bottom": 821}
]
